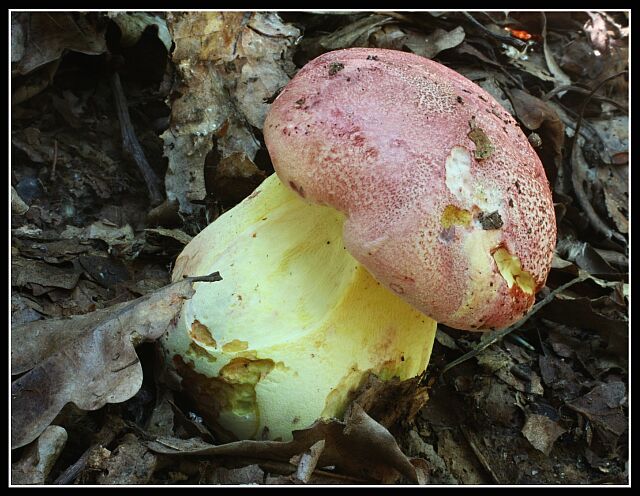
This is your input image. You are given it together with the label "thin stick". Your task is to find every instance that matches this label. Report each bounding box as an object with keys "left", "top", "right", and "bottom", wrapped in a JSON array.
[
  {"left": 462, "top": 12, "right": 528, "bottom": 49},
  {"left": 460, "top": 425, "right": 501, "bottom": 484},
  {"left": 110, "top": 72, "right": 164, "bottom": 206},
  {"left": 50, "top": 139, "right": 58, "bottom": 181},
  {"left": 569, "top": 74, "right": 627, "bottom": 247},
  {"left": 542, "top": 84, "right": 627, "bottom": 112},
  {"left": 440, "top": 274, "right": 588, "bottom": 376}
]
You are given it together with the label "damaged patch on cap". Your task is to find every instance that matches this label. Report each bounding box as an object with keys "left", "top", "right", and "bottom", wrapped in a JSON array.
[
  {"left": 492, "top": 247, "right": 535, "bottom": 295},
  {"left": 445, "top": 146, "right": 473, "bottom": 202},
  {"left": 440, "top": 204, "right": 473, "bottom": 228},
  {"left": 468, "top": 117, "right": 495, "bottom": 160}
]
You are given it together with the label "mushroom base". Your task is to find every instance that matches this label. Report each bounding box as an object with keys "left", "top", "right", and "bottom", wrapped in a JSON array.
[{"left": 160, "top": 174, "right": 437, "bottom": 441}]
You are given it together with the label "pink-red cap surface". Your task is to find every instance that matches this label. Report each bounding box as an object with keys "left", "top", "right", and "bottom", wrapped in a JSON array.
[{"left": 264, "top": 48, "right": 556, "bottom": 330}]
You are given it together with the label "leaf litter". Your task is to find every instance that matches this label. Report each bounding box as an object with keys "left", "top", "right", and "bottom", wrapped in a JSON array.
[{"left": 11, "top": 10, "right": 628, "bottom": 485}]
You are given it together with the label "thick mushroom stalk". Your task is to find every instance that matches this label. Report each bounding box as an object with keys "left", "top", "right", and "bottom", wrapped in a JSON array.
[{"left": 161, "top": 174, "right": 436, "bottom": 441}]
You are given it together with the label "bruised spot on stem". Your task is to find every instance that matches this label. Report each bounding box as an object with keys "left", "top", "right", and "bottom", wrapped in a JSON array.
[
  {"left": 222, "top": 339, "right": 249, "bottom": 352},
  {"left": 189, "top": 320, "right": 217, "bottom": 348},
  {"left": 172, "top": 355, "right": 276, "bottom": 442}
]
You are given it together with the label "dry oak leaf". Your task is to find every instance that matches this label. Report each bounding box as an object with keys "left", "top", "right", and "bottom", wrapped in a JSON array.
[
  {"left": 11, "top": 273, "right": 221, "bottom": 449},
  {"left": 147, "top": 403, "right": 427, "bottom": 484}
]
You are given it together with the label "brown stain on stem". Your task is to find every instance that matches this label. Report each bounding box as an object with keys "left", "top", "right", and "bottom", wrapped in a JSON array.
[{"left": 173, "top": 355, "right": 276, "bottom": 441}]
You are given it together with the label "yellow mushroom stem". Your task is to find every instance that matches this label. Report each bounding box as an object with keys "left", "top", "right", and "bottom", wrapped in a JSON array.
[{"left": 160, "top": 174, "right": 437, "bottom": 441}]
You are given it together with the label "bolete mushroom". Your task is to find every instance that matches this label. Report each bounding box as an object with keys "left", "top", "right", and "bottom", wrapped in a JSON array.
[{"left": 160, "top": 48, "right": 556, "bottom": 442}]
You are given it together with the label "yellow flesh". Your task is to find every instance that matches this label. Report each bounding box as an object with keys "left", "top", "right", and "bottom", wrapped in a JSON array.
[
  {"left": 492, "top": 248, "right": 535, "bottom": 295},
  {"left": 161, "top": 174, "right": 437, "bottom": 441}
]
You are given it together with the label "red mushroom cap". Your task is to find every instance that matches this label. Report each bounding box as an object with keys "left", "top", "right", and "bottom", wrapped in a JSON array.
[{"left": 264, "top": 48, "right": 556, "bottom": 330}]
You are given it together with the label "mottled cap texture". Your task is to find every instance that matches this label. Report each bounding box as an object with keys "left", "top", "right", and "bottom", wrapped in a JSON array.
[{"left": 263, "top": 48, "right": 556, "bottom": 330}]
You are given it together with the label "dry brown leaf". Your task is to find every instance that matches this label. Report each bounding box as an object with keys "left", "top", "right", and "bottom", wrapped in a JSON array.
[
  {"left": 11, "top": 293, "right": 43, "bottom": 327},
  {"left": 521, "top": 414, "right": 566, "bottom": 455},
  {"left": 86, "top": 220, "right": 136, "bottom": 254},
  {"left": 597, "top": 169, "right": 628, "bottom": 236},
  {"left": 11, "top": 186, "right": 29, "bottom": 215},
  {"left": 234, "top": 13, "right": 301, "bottom": 128},
  {"left": 291, "top": 439, "right": 325, "bottom": 483},
  {"left": 144, "top": 227, "right": 193, "bottom": 247},
  {"left": 11, "top": 425, "right": 67, "bottom": 484},
  {"left": 208, "top": 464, "right": 265, "bottom": 485},
  {"left": 404, "top": 26, "right": 466, "bottom": 59},
  {"left": 162, "top": 12, "right": 299, "bottom": 214},
  {"left": 318, "top": 14, "right": 393, "bottom": 51},
  {"left": 436, "top": 429, "right": 488, "bottom": 484},
  {"left": 369, "top": 24, "right": 409, "bottom": 51},
  {"left": 209, "top": 151, "right": 267, "bottom": 205},
  {"left": 11, "top": 12, "right": 26, "bottom": 63},
  {"left": 350, "top": 374, "right": 429, "bottom": 432},
  {"left": 95, "top": 433, "right": 158, "bottom": 484},
  {"left": 503, "top": 46, "right": 555, "bottom": 83},
  {"left": 11, "top": 257, "right": 81, "bottom": 291},
  {"left": 11, "top": 273, "right": 221, "bottom": 449},
  {"left": 107, "top": 12, "right": 172, "bottom": 51},
  {"left": 507, "top": 88, "right": 565, "bottom": 184},
  {"left": 566, "top": 382, "right": 627, "bottom": 448},
  {"left": 455, "top": 41, "right": 502, "bottom": 67},
  {"left": 541, "top": 294, "right": 627, "bottom": 335},
  {"left": 538, "top": 354, "right": 582, "bottom": 401},
  {"left": 471, "top": 379, "right": 518, "bottom": 427},
  {"left": 541, "top": 13, "right": 572, "bottom": 92},
  {"left": 148, "top": 403, "right": 424, "bottom": 484},
  {"left": 592, "top": 116, "right": 628, "bottom": 234},
  {"left": 555, "top": 237, "right": 620, "bottom": 275},
  {"left": 12, "top": 13, "right": 107, "bottom": 76},
  {"left": 405, "top": 430, "right": 457, "bottom": 484}
]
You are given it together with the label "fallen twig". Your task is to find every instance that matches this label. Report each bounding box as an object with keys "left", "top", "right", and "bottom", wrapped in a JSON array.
[
  {"left": 541, "top": 13, "right": 572, "bottom": 92},
  {"left": 440, "top": 274, "right": 588, "bottom": 376},
  {"left": 462, "top": 12, "right": 527, "bottom": 49},
  {"left": 53, "top": 415, "right": 125, "bottom": 484},
  {"left": 460, "top": 425, "right": 501, "bottom": 484},
  {"left": 110, "top": 72, "right": 164, "bottom": 206},
  {"left": 542, "top": 84, "right": 627, "bottom": 113},
  {"left": 568, "top": 71, "right": 628, "bottom": 248},
  {"left": 50, "top": 139, "right": 58, "bottom": 182}
]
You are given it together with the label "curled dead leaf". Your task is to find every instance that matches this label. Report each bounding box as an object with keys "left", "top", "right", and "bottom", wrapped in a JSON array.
[
  {"left": 13, "top": 13, "right": 107, "bottom": 77},
  {"left": 11, "top": 273, "right": 221, "bottom": 449},
  {"left": 404, "top": 26, "right": 466, "bottom": 59},
  {"left": 147, "top": 404, "right": 425, "bottom": 484}
]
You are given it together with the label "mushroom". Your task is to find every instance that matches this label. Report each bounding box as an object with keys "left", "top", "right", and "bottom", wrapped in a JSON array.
[{"left": 160, "top": 48, "right": 556, "bottom": 442}]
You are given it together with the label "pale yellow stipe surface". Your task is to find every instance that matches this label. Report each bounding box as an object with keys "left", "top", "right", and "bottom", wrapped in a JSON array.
[{"left": 161, "top": 174, "right": 437, "bottom": 441}]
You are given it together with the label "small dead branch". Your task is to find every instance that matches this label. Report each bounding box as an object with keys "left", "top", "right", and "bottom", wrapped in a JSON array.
[
  {"left": 568, "top": 71, "right": 628, "bottom": 248},
  {"left": 53, "top": 415, "right": 126, "bottom": 484},
  {"left": 110, "top": 72, "right": 164, "bottom": 206},
  {"left": 541, "top": 13, "right": 571, "bottom": 93},
  {"left": 542, "top": 85, "right": 628, "bottom": 113},
  {"left": 460, "top": 425, "right": 501, "bottom": 484},
  {"left": 440, "top": 274, "right": 589, "bottom": 376},
  {"left": 50, "top": 139, "right": 58, "bottom": 181},
  {"left": 462, "top": 12, "right": 527, "bottom": 49}
]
